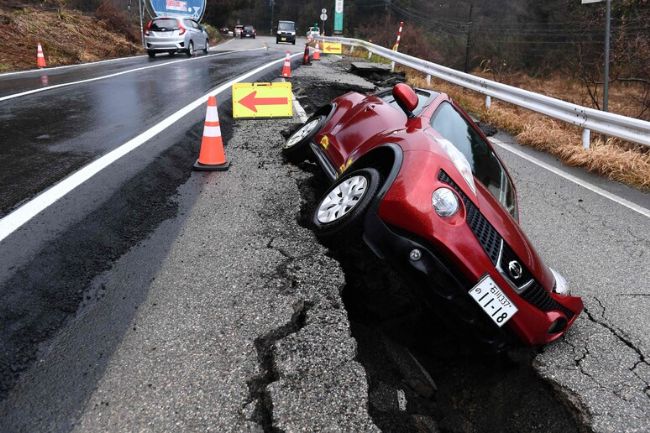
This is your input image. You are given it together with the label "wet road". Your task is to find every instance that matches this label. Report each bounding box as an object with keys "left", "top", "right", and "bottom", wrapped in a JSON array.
[
  {"left": 0, "top": 39, "right": 302, "bottom": 218},
  {"left": 0, "top": 36, "right": 306, "bottom": 404}
]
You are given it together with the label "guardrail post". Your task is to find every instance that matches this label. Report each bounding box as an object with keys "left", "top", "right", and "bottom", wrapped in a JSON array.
[
  {"left": 426, "top": 75, "right": 431, "bottom": 86},
  {"left": 485, "top": 95, "right": 492, "bottom": 110},
  {"left": 368, "top": 50, "right": 372, "bottom": 59},
  {"left": 391, "top": 61, "right": 395, "bottom": 72},
  {"left": 582, "top": 128, "right": 591, "bottom": 150}
]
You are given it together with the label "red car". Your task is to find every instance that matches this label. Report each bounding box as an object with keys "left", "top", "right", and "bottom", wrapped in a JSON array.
[{"left": 283, "top": 83, "right": 583, "bottom": 348}]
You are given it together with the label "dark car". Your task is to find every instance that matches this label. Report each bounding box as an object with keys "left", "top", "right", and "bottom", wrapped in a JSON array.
[
  {"left": 276, "top": 20, "right": 296, "bottom": 45},
  {"left": 241, "top": 25, "right": 256, "bottom": 38},
  {"left": 283, "top": 83, "right": 583, "bottom": 349}
]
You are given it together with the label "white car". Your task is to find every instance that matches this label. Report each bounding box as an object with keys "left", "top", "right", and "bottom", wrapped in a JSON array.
[
  {"left": 307, "top": 27, "right": 320, "bottom": 39},
  {"left": 144, "top": 17, "right": 209, "bottom": 57}
]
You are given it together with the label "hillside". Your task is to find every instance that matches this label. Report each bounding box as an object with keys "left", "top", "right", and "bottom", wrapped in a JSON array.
[{"left": 0, "top": 4, "right": 141, "bottom": 72}]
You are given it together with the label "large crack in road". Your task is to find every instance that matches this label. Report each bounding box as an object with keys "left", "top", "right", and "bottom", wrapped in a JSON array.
[{"left": 288, "top": 56, "right": 593, "bottom": 433}]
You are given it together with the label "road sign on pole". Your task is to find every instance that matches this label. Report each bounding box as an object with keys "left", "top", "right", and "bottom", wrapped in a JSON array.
[
  {"left": 320, "top": 13, "right": 327, "bottom": 21},
  {"left": 334, "top": 0, "right": 344, "bottom": 34}
]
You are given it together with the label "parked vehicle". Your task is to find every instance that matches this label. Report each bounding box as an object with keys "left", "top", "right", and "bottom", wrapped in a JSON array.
[
  {"left": 234, "top": 24, "right": 244, "bottom": 38},
  {"left": 276, "top": 20, "right": 296, "bottom": 45},
  {"left": 241, "top": 25, "right": 256, "bottom": 38},
  {"left": 283, "top": 83, "right": 584, "bottom": 349},
  {"left": 219, "top": 26, "right": 230, "bottom": 35},
  {"left": 144, "top": 17, "right": 209, "bottom": 57}
]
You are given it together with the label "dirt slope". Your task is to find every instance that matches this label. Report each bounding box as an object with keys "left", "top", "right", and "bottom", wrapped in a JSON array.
[{"left": 0, "top": 6, "right": 141, "bottom": 72}]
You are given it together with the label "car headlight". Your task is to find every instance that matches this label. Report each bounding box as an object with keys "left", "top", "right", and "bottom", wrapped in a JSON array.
[
  {"left": 550, "top": 268, "right": 571, "bottom": 296},
  {"left": 432, "top": 187, "right": 459, "bottom": 217},
  {"left": 436, "top": 137, "right": 477, "bottom": 195}
]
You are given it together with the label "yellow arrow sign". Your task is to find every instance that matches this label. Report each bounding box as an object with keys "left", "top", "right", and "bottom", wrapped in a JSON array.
[
  {"left": 322, "top": 42, "right": 342, "bottom": 54},
  {"left": 232, "top": 82, "right": 293, "bottom": 119}
]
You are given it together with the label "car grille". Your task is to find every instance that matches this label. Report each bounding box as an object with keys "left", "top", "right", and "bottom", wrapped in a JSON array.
[
  {"left": 438, "top": 170, "right": 574, "bottom": 319},
  {"left": 520, "top": 281, "right": 575, "bottom": 319}
]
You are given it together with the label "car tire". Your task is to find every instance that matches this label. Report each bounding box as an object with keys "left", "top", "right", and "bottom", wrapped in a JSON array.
[
  {"left": 186, "top": 41, "right": 194, "bottom": 57},
  {"left": 292, "top": 40, "right": 296, "bottom": 45},
  {"left": 147, "top": 50, "right": 156, "bottom": 58},
  {"left": 276, "top": 38, "right": 279, "bottom": 44},
  {"left": 203, "top": 40, "right": 209, "bottom": 54},
  {"left": 282, "top": 115, "right": 326, "bottom": 163},
  {"left": 312, "top": 168, "right": 381, "bottom": 238}
]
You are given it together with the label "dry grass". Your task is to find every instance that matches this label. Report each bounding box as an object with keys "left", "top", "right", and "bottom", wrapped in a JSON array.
[
  {"left": 344, "top": 48, "right": 649, "bottom": 191},
  {"left": 0, "top": 6, "right": 141, "bottom": 71}
]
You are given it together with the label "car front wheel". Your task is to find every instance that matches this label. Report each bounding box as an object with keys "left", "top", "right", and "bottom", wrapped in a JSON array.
[
  {"left": 312, "top": 168, "right": 380, "bottom": 238},
  {"left": 282, "top": 115, "right": 325, "bottom": 163},
  {"left": 186, "top": 41, "right": 194, "bottom": 57},
  {"left": 203, "top": 40, "right": 209, "bottom": 54},
  {"left": 147, "top": 50, "right": 156, "bottom": 58}
]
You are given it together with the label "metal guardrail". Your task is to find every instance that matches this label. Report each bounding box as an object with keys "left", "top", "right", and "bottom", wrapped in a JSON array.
[{"left": 317, "top": 36, "right": 650, "bottom": 149}]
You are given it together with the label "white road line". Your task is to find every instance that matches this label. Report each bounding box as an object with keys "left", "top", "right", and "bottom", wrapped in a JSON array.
[
  {"left": 0, "top": 41, "right": 234, "bottom": 78},
  {"left": 491, "top": 138, "right": 650, "bottom": 219},
  {"left": 292, "top": 93, "right": 308, "bottom": 122},
  {"left": 0, "top": 52, "right": 302, "bottom": 242},
  {"left": 0, "top": 48, "right": 264, "bottom": 103},
  {"left": 0, "top": 55, "right": 147, "bottom": 78}
]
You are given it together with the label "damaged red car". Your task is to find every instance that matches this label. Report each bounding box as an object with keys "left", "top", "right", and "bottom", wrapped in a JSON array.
[{"left": 283, "top": 83, "right": 583, "bottom": 349}]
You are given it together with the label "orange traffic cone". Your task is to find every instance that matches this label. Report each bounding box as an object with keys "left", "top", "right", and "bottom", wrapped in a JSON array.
[
  {"left": 313, "top": 42, "right": 321, "bottom": 61},
  {"left": 281, "top": 51, "right": 291, "bottom": 78},
  {"left": 193, "top": 96, "right": 230, "bottom": 171},
  {"left": 302, "top": 44, "right": 311, "bottom": 65},
  {"left": 37, "top": 43, "right": 47, "bottom": 68}
]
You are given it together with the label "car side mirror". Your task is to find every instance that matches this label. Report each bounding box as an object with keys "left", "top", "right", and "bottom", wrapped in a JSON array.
[{"left": 392, "top": 83, "right": 418, "bottom": 118}]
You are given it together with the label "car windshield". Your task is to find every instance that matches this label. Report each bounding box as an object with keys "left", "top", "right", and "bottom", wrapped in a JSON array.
[
  {"left": 244, "top": 25, "right": 254, "bottom": 31},
  {"left": 430, "top": 102, "right": 517, "bottom": 218},
  {"left": 151, "top": 18, "right": 179, "bottom": 31},
  {"left": 278, "top": 22, "right": 294, "bottom": 31}
]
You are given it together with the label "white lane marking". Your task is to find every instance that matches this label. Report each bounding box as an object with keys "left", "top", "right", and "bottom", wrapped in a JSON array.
[
  {"left": 0, "top": 55, "right": 147, "bottom": 78},
  {"left": 0, "top": 41, "right": 233, "bottom": 78},
  {"left": 0, "top": 53, "right": 302, "bottom": 243},
  {"left": 292, "top": 93, "right": 308, "bottom": 122},
  {"left": 491, "top": 138, "right": 650, "bottom": 219},
  {"left": 0, "top": 48, "right": 264, "bottom": 103}
]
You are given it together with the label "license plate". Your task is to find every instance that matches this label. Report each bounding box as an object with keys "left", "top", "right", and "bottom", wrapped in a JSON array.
[
  {"left": 469, "top": 276, "right": 518, "bottom": 327},
  {"left": 281, "top": 37, "right": 286, "bottom": 41}
]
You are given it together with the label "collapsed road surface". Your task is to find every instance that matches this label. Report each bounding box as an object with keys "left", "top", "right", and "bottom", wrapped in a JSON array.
[
  {"left": 0, "top": 37, "right": 648, "bottom": 432},
  {"left": 286, "top": 56, "right": 649, "bottom": 432}
]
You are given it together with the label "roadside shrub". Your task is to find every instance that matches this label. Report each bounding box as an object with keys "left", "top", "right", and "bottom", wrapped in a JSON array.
[
  {"left": 202, "top": 23, "right": 221, "bottom": 44},
  {"left": 95, "top": 0, "right": 138, "bottom": 42}
]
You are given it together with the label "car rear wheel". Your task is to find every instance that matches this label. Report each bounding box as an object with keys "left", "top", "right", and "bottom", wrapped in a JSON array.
[
  {"left": 312, "top": 168, "right": 380, "bottom": 237},
  {"left": 282, "top": 115, "right": 325, "bottom": 163},
  {"left": 147, "top": 50, "right": 156, "bottom": 58},
  {"left": 186, "top": 41, "right": 194, "bottom": 57},
  {"left": 203, "top": 40, "right": 209, "bottom": 54}
]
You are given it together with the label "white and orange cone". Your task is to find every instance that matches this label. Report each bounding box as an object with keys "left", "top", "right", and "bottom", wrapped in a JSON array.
[
  {"left": 193, "top": 96, "right": 230, "bottom": 171},
  {"left": 37, "top": 43, "right": 47, "bottom": 68},
  {"left": 281, "top": 51, "right": 291, "bottom": 78},
  {"left": 313, "top": 42, "right": 321, "bottom": 61}
]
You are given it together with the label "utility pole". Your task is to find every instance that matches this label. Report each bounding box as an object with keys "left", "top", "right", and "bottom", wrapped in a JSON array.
[
  {"left": 581, "top": 0, "right": 611, "bottom": 112},
  {"left": 269, "top": 0, "right": 275, "bottom": 36},
  {"left": 603, "top": 0, "right": 611, "bottom": 111},
  {"left": 464, "top": 3, "right": 473, "bottom": 73},
  {"left": 139, "top": 0, "right": 145, "bottom": 50}
]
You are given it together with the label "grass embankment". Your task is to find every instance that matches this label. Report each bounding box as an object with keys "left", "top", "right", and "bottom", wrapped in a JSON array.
[
  {"left": 0, "top": 6, "right": 141, "bottom": 72},
  {"left": 347, "top": 47, "right": 650, "bottom": 191}
]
